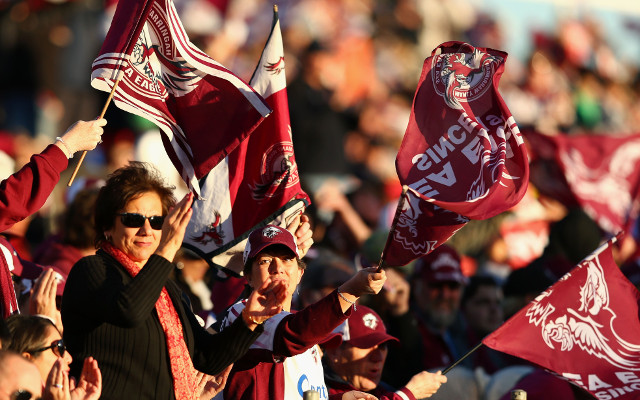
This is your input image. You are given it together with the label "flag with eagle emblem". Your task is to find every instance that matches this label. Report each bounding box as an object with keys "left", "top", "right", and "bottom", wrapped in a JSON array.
[
  {"left": 483, "top": 237, "right": 640, "bottom": 399},
  {"left": 384, "top": 41, "right": 529, "bottom": 266},
  {"left": 91, "top": 0, "right": 271, "bottom": 196},
  {"left": 182, "top": 6, "right": 310, "bottom": 275}
]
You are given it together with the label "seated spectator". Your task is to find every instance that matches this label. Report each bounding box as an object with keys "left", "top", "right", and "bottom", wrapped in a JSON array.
[
  {"left": 324, "top": 305, "right": 446, "bottom": 399},
  {"left": 217, "top": 224, "right": 386, "bottom": 400},
  {"left": 5, "top": 314, "right": 101, "bottom": 399},
  {"left": 296, "top": 249, "right": 356, "bottom": 309},
  {"left": 0, "top": 350, "right": 43, "bottom": 400}
]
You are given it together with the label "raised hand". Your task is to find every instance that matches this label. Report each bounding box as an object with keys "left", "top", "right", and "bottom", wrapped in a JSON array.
[
  {"left": 70, "top": 357, "right": 102, "bottom": 400},
  {"left": 337, "top": 267, "right": 387, "bottom": 312},
  {"left": 154, "top": 192, "right": 193, "bottom": 262},
  {"left": 44, "top": 359, "right": 70, "bottom": 400},
  {"left": 58, "top": 119, "right": 107, "bottom": 156},
  {"left": 196, "top": 364, "right": 232, "bottom": 400},
  {"left": 404, "top": 370, "right": 447, "bottom": 398},
  {"left": 29, "top": 268, "right": 62, "bottom": 332},
  {"left": 286, "top": 212, "right": 313, "bottom": 258},
  {"left": 242, "top": 278, "right": 287, "bottom": 329}
]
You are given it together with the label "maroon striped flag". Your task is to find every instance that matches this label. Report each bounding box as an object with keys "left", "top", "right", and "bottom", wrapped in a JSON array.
[
  {"left": 483, "top": 237, "right": 640, "bottom": 399},
  {"left": 384, "top": 42, "right": 529, "bottom": 266},
  {"left": 182, "top": 7, "right": 310, "bottom": 275},
  {"left": 91, "top": 0, "right": 271, "bottom": 196}
]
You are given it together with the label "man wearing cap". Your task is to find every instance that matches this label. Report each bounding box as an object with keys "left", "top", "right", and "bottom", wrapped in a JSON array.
[
  {"left": 323, "top": 305, "right": 447, "bottom": 400},
  {"left": 380, "top": 245, "right": 467, "bottom": 388},
  {"left": 218, "top": 224, "right": 386, "bottom": 400}
]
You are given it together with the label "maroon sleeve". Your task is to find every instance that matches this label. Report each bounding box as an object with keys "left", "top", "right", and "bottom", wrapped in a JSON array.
[
  {"left": 273, "top": 288, "right": 352, "bottom": 357},
  {"left": 0, "top": 144, "right": 67, "bottom": 232}
]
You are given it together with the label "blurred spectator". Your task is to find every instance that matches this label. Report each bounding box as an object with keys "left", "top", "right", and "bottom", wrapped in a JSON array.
[
  {"left": 297, "top": 249, "right": 355, "bottom": 309},
  {"left": 0, "top": 350, "right": 43, "bottom": 400},
  {"left": 171, "top": 248, "right": 213, "bottom": 318},
  {"left": 381, "top": 245, "right": 467, "bottom": 387},
  {"left": 451, "top": 275, "right": 514, "bottom": 374},
  {"left": 33, "top": 185, "right": 102, "bottom": 297}
]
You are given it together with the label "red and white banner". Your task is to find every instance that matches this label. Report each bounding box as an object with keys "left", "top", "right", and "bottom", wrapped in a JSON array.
[
  {"left": 182, "top": 8, "right": 310, "bottom": 275},
  {"left": 91, "top": 0, "right": 271, "bottom": 196},
  {"left": 483, "top": 237, "right": 640, "bottom": 399},
  {"left": 527, "top": 131, "right": 640, "bottom": 235},
  {"left": 386, "top": 42, "right": 529, "bottom": 265}
]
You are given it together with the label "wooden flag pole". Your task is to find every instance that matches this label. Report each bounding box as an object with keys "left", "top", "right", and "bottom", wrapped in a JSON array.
[
  {"left": 67, "top": 75, "right": 122, "bottom": 187},
  {"left": 376, "top": 185, "right": 408, "bottom": 272}
]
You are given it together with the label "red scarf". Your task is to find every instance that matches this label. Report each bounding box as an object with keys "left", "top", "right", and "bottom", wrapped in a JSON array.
[{"left": 102, "top": 242, "right": 197, "bottom": 399}]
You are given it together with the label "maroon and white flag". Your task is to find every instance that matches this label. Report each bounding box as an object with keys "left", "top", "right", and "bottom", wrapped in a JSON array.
[
  {"left": 182, "top": 8, "right": 310, "bottom": 275},
  {"left": 382, "top": 187, "right": 468, "bottom": 267},
  {"left": 483, "top": 237, "right": 640, "bottom": 399},
  {"left": 386, "top": 42, "right": 529, "bottom": 265},
  {"left": 91, "top": 0, "right": 271, "bottom": 195},
  {"left": 527, "top": 131, "right": 640, "bottom": 235}
]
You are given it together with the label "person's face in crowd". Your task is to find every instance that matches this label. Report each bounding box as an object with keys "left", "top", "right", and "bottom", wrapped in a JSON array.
[
  {"left": 462, "top": 284, "right": 503, "bottom": 336},
  {"left": 414, "top": 280, "right": 462, "bottom": 331},
  {"left": 0, "top": 354, "right": 43, "bottom": 400},
  {"left": 25, "top": 325, "right": 71, "bottom": 382},
  {"left": 105, "top": 191, "right": 163, "bottom": 267},
  {"left": 178, "top": 257, "right": 209, "bottom": 283},
  {"left": 248, "top": 245, "right": 303, "bottom": 307},
  {"left": 327, "top": 343, "right": 388, "bottom": 392}
]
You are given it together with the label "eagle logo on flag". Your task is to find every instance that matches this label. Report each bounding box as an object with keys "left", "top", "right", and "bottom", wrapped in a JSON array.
[
  {"left": 526, "top": 259, "right": 640, "bottom": 370},
  {"left": 190, "top": 210, "right": 225, "bottom": 246}
]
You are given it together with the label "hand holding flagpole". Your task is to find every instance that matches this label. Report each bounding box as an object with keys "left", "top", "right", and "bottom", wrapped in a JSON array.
[{"left": 67, "top": 76, "right": 122, "bottom": 186}]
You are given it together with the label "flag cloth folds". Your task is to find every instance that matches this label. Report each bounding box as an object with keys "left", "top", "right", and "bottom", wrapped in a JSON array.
[
  {"left": 527, "top": 131, "right": 640, "bottom": 235},
  {"left": 91, "top": 0, "right": 271, "bottom": 195},
  {"left": 385, "top": 41, "right": 529, "bottom": 266},
  {"left": 483, "top": 238, "right": 640, "bottom": 399},
  {"left": 182, "top": 7, "right": 310, "bottom": 275}
]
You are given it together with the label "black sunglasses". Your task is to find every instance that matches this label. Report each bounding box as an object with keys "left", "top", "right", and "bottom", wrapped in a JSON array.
[
  {"left": 11, "top": 390, "right": 41, "bottom": 400},
  {"left": 28, "top": 339, "right": 66, "bottom": 358},
  {"left": 118, "top": 213, "right": 164, "bottom": 230}
]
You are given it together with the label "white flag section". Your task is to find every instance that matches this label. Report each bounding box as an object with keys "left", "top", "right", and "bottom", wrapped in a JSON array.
[{"left": 183, "top": 8, "right": 310, "bottom": 275}]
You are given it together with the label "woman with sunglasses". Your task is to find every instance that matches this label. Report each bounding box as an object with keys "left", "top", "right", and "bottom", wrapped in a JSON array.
[
  {"left": 61, "top": 162, "right": 286, "bottom": 400},
  {"left": 5, "top": 315, "right": 101, "bottom": 399}
]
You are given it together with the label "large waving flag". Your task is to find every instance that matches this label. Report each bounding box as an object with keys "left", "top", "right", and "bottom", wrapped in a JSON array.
[
  {"left": 383, "top": 42, "right": 529, "bottom": 266},
  {"left": 91, "top": 0, "right": 271, "bottom": 195},
  {"left": 182, "top": 6, "right": 310, "bottom": 275},
  {"left": 483, "top": 237, "right": 640, "bottom": 399},
  {"left": 527, "top": 131, "right": 640, "bottom": 235}
]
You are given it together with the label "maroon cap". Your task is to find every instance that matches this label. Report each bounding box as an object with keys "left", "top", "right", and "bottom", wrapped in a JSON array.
[
  {"left": 243, "top": 225, "right": 300, "bottom": 265},
  {"left": 414, "top": 244, "right": 467, "bottom": 285},
  {"left": 338, "top": 305, "right": 399, "bottom": 349}
]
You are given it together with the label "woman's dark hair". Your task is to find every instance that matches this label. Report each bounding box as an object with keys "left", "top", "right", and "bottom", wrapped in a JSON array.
[
  {"left": 5, "top": 315, "right": 58, "bottom": 356},
  {"left": 94, "top": 162, "right": 176, "bottom": 248}
]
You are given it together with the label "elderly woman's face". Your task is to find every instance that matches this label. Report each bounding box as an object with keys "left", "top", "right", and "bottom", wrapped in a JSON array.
[{"left": 106, "top": 191, "right": 163, "bottom": 266}]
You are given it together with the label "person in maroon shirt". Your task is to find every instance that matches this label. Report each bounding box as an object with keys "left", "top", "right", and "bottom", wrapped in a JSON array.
[
  {"left": 324, "top": 305, "right": 447, "bottom": 400},
  {"left": 380, "top": 245, "right": 468, "bottom": 388},
  {"left": 0, "top": 119, "right": 106, "bottom": 319}
]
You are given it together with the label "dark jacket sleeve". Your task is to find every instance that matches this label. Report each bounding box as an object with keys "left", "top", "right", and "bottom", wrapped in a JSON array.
[
  {"left": 273, "top": 288, "right": 351, "bottom": 357},
  {"left": 0, "top": 145, "right": 67, "bottom": 232},
  {"left": 62, "top": 251, "right": 176, "bottom": 327},
  {"left": 186, "top": 306, "right": 264, "bottom": 375}
]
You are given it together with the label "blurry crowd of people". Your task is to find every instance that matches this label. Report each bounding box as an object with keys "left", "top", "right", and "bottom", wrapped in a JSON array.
[{"left": 2, "top": 0, "right": 640, "bottom": 399}]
